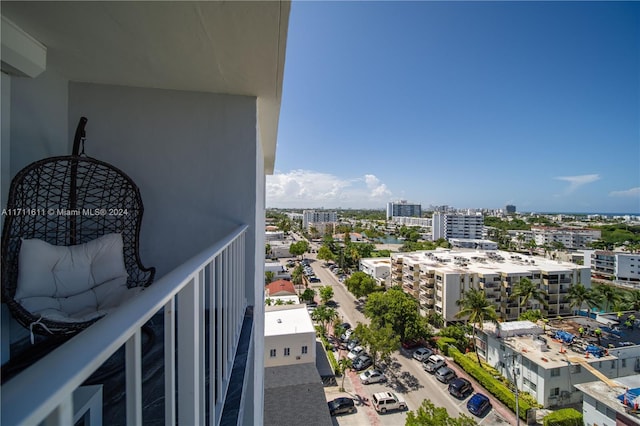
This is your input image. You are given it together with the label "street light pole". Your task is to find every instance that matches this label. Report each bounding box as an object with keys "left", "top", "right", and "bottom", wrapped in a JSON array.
[{"left": 506, "top": 352, "right": 521, "bottom": 426}]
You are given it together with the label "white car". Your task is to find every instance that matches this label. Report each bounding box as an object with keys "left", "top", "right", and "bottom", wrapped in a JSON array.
[
  {"left": 347, "top": 346, "right": 366, "bottom": 360},
  {"left": 359, "top": 369, "right": 386, "bottom": 384},
  {"left": 412, "top": 347, "right": 433, "bottom": 362}
]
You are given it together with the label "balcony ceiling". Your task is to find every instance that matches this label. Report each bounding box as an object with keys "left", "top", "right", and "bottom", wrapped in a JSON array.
[{"left": 1, "top": 1, "right": 290, "bottom": 173}]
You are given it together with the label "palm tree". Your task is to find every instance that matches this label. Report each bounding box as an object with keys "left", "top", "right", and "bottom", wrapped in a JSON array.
[
  {"left": 337, "top": 357, "right": 352, "bottom": 391},
  {"left": 626, "top": 290, "right": 640, "bottom": 311},
  {"left": 311, "top": 305, "right": 338, "bottom": 336},
  {"left": 510, "top": 277, "right": 548, "bottom": 317},
  {"left": 455, "top": 288, "right": 499, "bottom": 365},
  {"left": 595, "top": 284, "right": 624, "bottom": 313},
  {"left": 568, "top": 283, "right": 598, "bottom": 314},
  {"left": 265, "top": 270, "right": 275, "bottom": 284}
]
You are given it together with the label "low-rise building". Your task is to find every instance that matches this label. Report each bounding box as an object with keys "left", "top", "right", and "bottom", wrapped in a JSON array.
[
  {"left": 590, "top": 250, "right": 640, "bottom": 286},
  {"left": 360, "top": 258, "right": 391, "bottom": 287},
  {"left": 575, "top": 375, "right": 640, "bottom": 426},
  {"left": 532, "top": 226, "right": 602, "bottom": 250},
  {"left": 264, "top": 304, "right": 316, "bottom": 368},
  {"left": 479, "top": 314, "right": 640, "bottom": 409},
  {"left": 449, "top": 238, "right": 498, "bottom": 250}
]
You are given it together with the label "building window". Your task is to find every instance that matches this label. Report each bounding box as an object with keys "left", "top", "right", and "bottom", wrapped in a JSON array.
[
  {"left": 284, "top": 348, "right": 290, "bottom": 356},
  {"left": 550, "top": 368, "right": 560, "bottom": 377},
  {"left": 611, "top": 360, "right": 616, "bottom": 369},
  {"left": 550, "top": 387, "right": 560, "bottom": 397},
  {"left": 302, "top": 346, "right": 308, "bottom": 354},
  {"left": 622, "top": 359, "right": 627, "bottom": 368},
  {"left": 570, "top": 365, "right": 581, "bottom": 374},
  {"left": 269, "top": 349, "right": 276, "bottom": 358},
  {"left": 523, "top": 377, "right": 537, "bottom": 392}
]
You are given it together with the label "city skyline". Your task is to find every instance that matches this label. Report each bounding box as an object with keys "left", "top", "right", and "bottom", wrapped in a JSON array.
[{"left": 266, "top": 1, "right": 639, "bottom": 214}]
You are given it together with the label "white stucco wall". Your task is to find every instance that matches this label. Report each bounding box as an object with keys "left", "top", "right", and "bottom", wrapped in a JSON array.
[{"left": 68, "top": 82, "right": 258, "bottom": 282}]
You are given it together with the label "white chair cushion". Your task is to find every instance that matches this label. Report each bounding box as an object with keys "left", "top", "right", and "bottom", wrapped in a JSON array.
[{"left": 15, "top": 233, "right": 133, "bottom": 323}]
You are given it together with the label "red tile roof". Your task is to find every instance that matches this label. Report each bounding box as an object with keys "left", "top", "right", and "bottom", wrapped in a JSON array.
[{"left": 265, "top": 279, "right": 296, "bottom": 296}]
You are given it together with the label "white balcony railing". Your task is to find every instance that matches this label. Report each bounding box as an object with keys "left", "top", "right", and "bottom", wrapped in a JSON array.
[{"left": 1, "top": 224, "right": 249, "bottom": 426}]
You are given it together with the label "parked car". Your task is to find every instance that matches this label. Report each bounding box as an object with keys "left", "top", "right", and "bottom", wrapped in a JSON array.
[
  {"left": 347, "top": 338, "right": 360, "bottom": 351},
  {"left": 448, "top": 378, "right": 473, "bottom": 399},
  {"left": 352, "top": 355, "right": 373, "bottom": 371},
  {"left": 412, "top": 347, "right": 433, "bottom": 362},
  {"left": 327, "top": 397, "right": 356, "bottom": 416},
  {"left": 371, "top": 391, "right": 407, "bottom": 414},
  {"left": 340, "top": 322, "right": 352, "bottom": 330},
  {"left": 309, "top": 277, "right": 321, "bottom": 283},
  {"left": 434, "top": 366, "right": 457, "bottom": 383},
  {"left": 340, "top": 328, "right": 354, "bottom": 342},
  {"left": 347, "top": 346, "right": 366, "bottom": 360},
  {"left": 423, "top": 354, "right": 446, "bottom": 373},
  {"left": 359, "top": 369, "right": 386, "bottom": 384},
  {"left": 325, "top": 300, "right": 337, "bottom": 308},
  {"left": 401, "top": 339, "right": 424, "bottom": 349},
  {"left": 467, "top": 393, "right": 492, "bottom": 417}
]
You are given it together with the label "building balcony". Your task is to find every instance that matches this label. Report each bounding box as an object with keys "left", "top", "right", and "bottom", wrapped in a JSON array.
[{"left": 1, "top": 226, "right": 251, "bottom": 426}]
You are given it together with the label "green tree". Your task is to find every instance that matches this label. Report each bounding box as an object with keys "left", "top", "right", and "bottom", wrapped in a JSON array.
[
  {"left": 405, "top": 399, "right": 477, "bottom": 426},
  {"left": 344, "top": 271, "right": 378, "bottom": 298},
  {"left": 265, "top": 243, "right": 271, "bottom": 257},
  {"left": 510, "top": 277, "right": 548, "bottom": 316},
  {"left": 317, "top": 245, "right": 335, "bottom": 265},
  {"left": 311, "top": 305, "right": 338, "bottom": 335},
  {"left": 289, "top": 240, "right": 309, "bottom": 259},
  {"left": 438, "top": 324, "right": 471, "bottom": 352},
  {"left": 291, "top": 264, "right": 304, "bottom": 287},
  {"left": 278, "top": 216, "right": 292, "bottom": 234},
  {"left": 319, "top": 286, "right": 334, "bottom": 304},
  {"left": 626, "top": 290, "right": 640, "bottom": 311},
  {"left": 568, "top": 283, "right": 598, "bottom": 313},
  {"left": 595, "top": 284, "right": 624, "bottom": 312},
  {"left": 300, "top": 288, "right": 316, "bottom": 303},
  {"left": 455, "top": 288, "right": 499, "bottom": 365},
  {"left": 265, "top": 270, "right": 275, "bottom": 284},
  {"left": 518, "top": 309, "right": 544, "bottom": 322},
  {"left": 337, "top": 357, "right": 352, "bottom": 391},
  {"left": 365, "top": 287, "right": 428, "bottom": 342},
  {"left": 354, "top": 323, "right": 400, "bottom": 368}
]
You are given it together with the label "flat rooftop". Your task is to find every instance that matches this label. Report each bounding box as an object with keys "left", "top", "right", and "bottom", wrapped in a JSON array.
[
  {"left": 484, "top": 317, "right": 632, "bottom": 369},
  {"left": 575, "top": 375, "right": 640, "bottom": 424},
  {"left": 392, "top": 249, "right": 582, "bottom": 275},
  {"left": 265, "top": 304, "right": 315, "bottom": 336}
]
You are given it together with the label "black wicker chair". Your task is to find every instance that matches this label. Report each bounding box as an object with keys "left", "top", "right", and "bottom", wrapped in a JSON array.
[{"left": 1, "top": 118, "right": 155, "bottom": 337}]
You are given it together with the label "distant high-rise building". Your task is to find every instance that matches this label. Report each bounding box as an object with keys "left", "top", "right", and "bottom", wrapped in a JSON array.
[
  {"left": 432, "top": 212, "right": 485, "bottom": 240},
  {"left": 386, "top": 200, "right": 422, "bottom": 220},
  {"left": 302, "top": 210, "right": 337, "bottom": 230},
  {"left": 505, "top": 205, "right": 516, "bottom": 214}
]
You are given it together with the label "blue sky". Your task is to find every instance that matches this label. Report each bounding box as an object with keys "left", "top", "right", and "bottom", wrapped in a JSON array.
[{"left": 267, "top": 1, "right": 640, "bottom": 214}]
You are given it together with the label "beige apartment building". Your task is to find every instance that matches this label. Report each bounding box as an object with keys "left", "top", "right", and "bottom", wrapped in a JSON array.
[{"left": 391, "top": 249, "right": 591, "bottom": 323}]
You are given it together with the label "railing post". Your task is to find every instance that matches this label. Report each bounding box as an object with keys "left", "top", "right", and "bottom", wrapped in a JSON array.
[
  {"left": 177, "top": 278, "right": 200, "bottom": 426},
  {"left": 125, "top": 329, "right": 142, "bottom": 426},
  {"left": 164, "top": 298, "right": 176, "bottom": 425},
  {"left": 44, "top": 396, "right": 73, "bottom": 426}
]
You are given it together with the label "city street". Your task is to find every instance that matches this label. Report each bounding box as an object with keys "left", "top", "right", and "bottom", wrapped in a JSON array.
[{"left": 300, "top": 248, "right": 514, "bottom": 425}]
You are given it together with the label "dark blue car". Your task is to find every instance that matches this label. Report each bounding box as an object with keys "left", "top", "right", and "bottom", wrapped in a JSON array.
[{"left": 467, "top": 393, "right": 491, "bottom": 417}]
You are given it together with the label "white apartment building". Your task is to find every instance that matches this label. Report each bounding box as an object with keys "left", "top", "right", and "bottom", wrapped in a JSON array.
[
  {"left": 575, "top": 375, "right": 640, "bottom": 426},
  {"left": 591, "top": 251, "right": 640, "bottom": 286},
  {"left": 391, "top": 216, "right": 432, "bottom": 227},
  {"left": 532, "top": 227, "right": 602, "bottom": 250},
  {"left": 390, "top": 249, "right": 591, "bottom": 323},
  {"left": 387, "top": 200, "right": 422, "bottom": 220},
  {"left": 360, "top": 258, "right": 392, "bottom": 287},
  {"left": 432, "top": 212, "right": 485, "bottom": 241},
  {"left": 302, "top": 210, "right": 337, "bottom": 231},
  {"left": 266, "top": 230, "right": 285, "bottom": 242},
  {"left": 268, "top": 240, "right": 294, "bottom": 259},
  {"left": 264, "top": 304, "right": 316, "bottom": 368},
  {"left": 449, "top": 238, "right": 498, "bottom": 250},
  {"left": 479, "top": 315, "right": 640, "bottom": 410}
]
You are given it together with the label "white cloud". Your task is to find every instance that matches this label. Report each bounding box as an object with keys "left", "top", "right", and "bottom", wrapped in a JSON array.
[
  {"left": 266, "top": 170, "right": 392, "bottom": 208},
  {"left": 609, "top": 187, "right": 640, "bottom": 198},
  {"left": 554, "top": 174, "right": 600, "bottom": 193}
]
